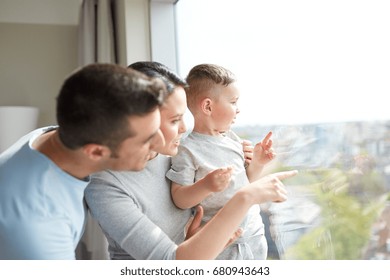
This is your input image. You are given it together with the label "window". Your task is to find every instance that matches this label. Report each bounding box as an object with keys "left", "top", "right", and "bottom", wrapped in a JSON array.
[{"left": 175, "top": 0, "right": 390, "bottom": 259}]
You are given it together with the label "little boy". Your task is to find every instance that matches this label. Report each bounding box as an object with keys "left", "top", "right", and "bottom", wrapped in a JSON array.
[{"left": 166, "top": 64, "right": 275, "bottom": 259}]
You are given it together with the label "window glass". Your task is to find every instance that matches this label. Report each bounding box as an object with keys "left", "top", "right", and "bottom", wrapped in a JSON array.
[{"left": 175, "top": 0, "right": 390, "bottom": 259}]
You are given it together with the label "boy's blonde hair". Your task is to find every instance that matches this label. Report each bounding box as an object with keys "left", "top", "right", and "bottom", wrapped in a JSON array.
[{"left": 185, "top": 64, "right": 236, "bottom": 113}]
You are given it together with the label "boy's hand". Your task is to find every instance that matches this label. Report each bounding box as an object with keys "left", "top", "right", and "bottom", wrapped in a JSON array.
[
  {"left": 203, "top": 167, "right": 233, "bottom": 192},
  {"left": 252, "top": 131, "right": 276, "bottom": 166},
  {"left": 242, "top": 140, "right": 254, "bottom": 166}
]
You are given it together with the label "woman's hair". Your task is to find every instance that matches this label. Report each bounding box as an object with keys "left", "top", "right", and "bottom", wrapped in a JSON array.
[
  {"left": 128, "top": 61, "right": 187, "bottom": 95},
  {"left": 56, "top": 63, "right": 166, "bottom": 150}
]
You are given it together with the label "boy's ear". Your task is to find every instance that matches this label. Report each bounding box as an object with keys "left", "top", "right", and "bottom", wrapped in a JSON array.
[
  {"left": 82, "top": 144, "right": 111, "bottom": 161},
  {"left": 201, "top": 98, "right": 212, "bottom": 115}
]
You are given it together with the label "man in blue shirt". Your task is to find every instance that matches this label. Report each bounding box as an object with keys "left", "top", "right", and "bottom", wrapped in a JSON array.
[{"left": 0, "top": 64, "right": 165, "bottom": 259}]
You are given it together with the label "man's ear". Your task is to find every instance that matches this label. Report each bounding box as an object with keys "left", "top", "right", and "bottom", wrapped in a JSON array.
[
  {"left": 200, "top": 98, "right": 212, "bottom": 115},
  {"left": 82, "top": 144, "right": 111, "bottom": 160}
]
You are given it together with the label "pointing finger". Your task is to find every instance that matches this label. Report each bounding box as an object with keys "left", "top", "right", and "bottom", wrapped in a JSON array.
[
  {"left": 274, "top": 170, "right": 298, "bottom": 180},
  {"left": 262, "top": 131, "right": 273, "bottom": 143}
]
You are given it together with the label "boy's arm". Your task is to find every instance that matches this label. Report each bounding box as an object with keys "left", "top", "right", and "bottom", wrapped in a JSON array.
[
  {"left": 246, "top": 131, "right": 276, "bottom": 182},
  {"left": 171, "top": 167, "right": 233, "bottom": 209}
]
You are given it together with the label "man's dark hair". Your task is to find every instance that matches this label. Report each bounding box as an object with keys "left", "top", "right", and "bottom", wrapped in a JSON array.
[{"left": 56, "top": 63, "right": 166, "bottom": 150}]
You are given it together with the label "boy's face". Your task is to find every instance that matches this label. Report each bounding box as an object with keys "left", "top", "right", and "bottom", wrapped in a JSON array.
[{"left": 211, "top": 83, "right": 240, "bottom": 133}]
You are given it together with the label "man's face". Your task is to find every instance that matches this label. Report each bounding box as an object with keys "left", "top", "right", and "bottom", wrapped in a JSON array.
[{"left": 107, "top": 109, "right": 164, "bottom": 171}]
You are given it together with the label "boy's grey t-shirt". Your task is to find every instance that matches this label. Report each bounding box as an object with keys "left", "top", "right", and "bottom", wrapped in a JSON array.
[
  {"left": 166, "top": 130, "right": 264, "bottom": 238},
  {"left": 85, "top": 154, "right": 192, "bottom": 260}
]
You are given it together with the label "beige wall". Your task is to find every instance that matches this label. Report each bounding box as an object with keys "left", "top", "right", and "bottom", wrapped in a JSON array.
[
  {"left": 0, "top": 23, "right": 78, "bottom": 126},
  {"left": 0, "top": 0, "right": 171, "bottom": 128},
  {"left": 122, "top": 0, "right": 151, "bottom": 65}
]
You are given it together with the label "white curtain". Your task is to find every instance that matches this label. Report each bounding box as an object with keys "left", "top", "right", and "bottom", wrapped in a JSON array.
[
  {"left": 76, "top": 0, "right": 119, "bottom": 260},
  {"left": 78, "top": 0, "right": 118, "bottom": 66}
]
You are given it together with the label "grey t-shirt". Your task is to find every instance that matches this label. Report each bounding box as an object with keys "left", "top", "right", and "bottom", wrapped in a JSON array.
[
  {"left": 166, "top": 131, "right": 266, "bottom": 259},
  {"left": 85, "top": 154, "right": 192, "bottom": 260}
]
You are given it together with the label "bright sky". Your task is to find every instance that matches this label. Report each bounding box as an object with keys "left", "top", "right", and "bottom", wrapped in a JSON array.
[{"left": 176, "top": 0, "right": 390, "bottom": 126}]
